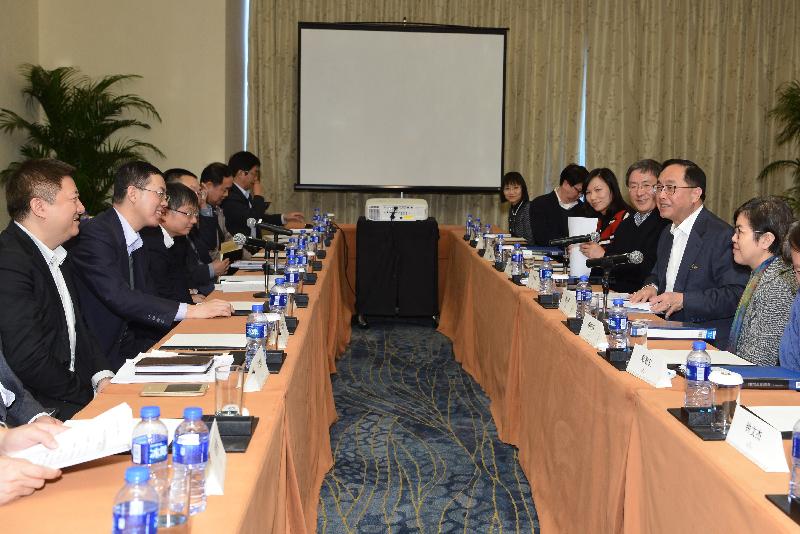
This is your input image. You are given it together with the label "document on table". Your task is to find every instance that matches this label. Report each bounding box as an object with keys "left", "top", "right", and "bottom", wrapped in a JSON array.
[
  {"left": 230, "top": 301, "right": 264, "bottom": 313},
  {"left": 230, "top": 260, "right": 268, "bottom": 271},
  {"left": 216, "top": 274, "right": 277, "bottom": 293},
  {"left": 647, "top": 349, "right": 753, "bottom": 366},
  {"left": 9, "top": 403, "right": 134, "bottom": 469},
  {"left": 745, "top": 406, "right": 800, "bottom": 432},
  {"left": 161, "top": 333, "right": 247, "bottom": 349},
  {"left": 112, "top": 352, "right": 234, "bottom": 384},
  {"left": 567, "top": 217, "right": 597, "bottom": 278}
]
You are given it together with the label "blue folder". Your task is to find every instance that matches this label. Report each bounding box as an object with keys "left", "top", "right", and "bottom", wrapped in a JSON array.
[{"left": 720, "top": 365, "right": 800, "bottom": 390}]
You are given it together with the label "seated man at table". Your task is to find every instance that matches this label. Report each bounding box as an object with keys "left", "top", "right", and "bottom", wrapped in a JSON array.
[
  {"left": 580, "top": 159, "right": 670, "bottom": 292},
  {"left": 0, "top": 421, "right": 64, "bottom": 506},
  {"left": 630, "top": 159, "right": 749, "bottom": 348},
  {"left": 222, "top": 151, "right": 304, "bottom": 237},
  {"left": 0, "top": 159, "right": 114, "bottom": 419},
  {"left": 69, "top": 161, "right": 234, "bottom": 371},
  {"left": 530, "top": 163, "right": 587, "bottom": 247},
  {"left": 728, "top": 196, "right": 797, "bottom": 363},
  {"left": 780, "top": 222, "right": 800, "bottom": 371},
  {"left": 164, "top": 168, "right": 225, "bottom": 295},
  {"left": 196, "top": 162, "right": 234, "bottom": 261}
]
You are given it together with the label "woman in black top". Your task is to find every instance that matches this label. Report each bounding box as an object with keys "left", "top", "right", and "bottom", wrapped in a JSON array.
[{"left": 501, "top": 171, "right": 533, "bottom": 242}]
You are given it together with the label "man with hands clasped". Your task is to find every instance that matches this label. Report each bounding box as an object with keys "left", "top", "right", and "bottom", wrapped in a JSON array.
[{"left": 629, "top": 159, "right": 748, "bottom": 348}]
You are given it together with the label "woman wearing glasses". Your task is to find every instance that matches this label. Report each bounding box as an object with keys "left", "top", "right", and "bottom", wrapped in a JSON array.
[
  {"left": 580, "top": 160, "right": 669, "bottom": 292},
  {"left": 501, "top": 171, "right": 534, "bottom": 243},
  {"left": 728, "top": 196, "right": 797, "bottom": 364}
]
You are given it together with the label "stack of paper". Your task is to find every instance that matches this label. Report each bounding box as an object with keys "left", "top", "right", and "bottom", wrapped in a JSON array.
[{"left": 112, "top": 351, "right": 234, "bottom": 384}]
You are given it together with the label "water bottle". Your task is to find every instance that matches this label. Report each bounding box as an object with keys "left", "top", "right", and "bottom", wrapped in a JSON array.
[
  {"left": 465, "top": 214, "right": 473, "bottom": 238},
  {"left": 269, "top": 277, "right": 288, "bottom": 318},
  {"left": 494, "top": 234, "right": 505, "bottom": 262},
  {"left": 472, "top": 217, "right": 481, "bottom": 241},
  {"left": 170, "top": 407, "right": 209, "bottom": 516},
  {"left": 790, "top": 418, "right": 800, "bottom": 501},
  {"left": 314, "top": 207, "right": 321, "bottom": 222},
  {"left": 112, "top": 466, "right": 159, "bottom": 533},
  {"left": 539, "top": 256, "right": 554, "bottom": 295},
  {"left": 244, "top": 303, "right": 268, "bottom": 370},
  {"left": 296, "top": 239, "right": 308, "bottom": 268},
  {"left": 131, "top": 406, "right": 168, "bottom": 505},
  {"left": 575, "top": 275, "right": 591, "bottom": 319},
  {"left": 284, "top": 256, "right": 301, "bottom": 290},
  {"left": 313, "top": 225, "right": 325, "bottom": 251},
  {"left": 510, "top": 244, "right": 523, "bottom": 276},
  {"left": 684, "top": 341, "right": 712, "bottom": 408},
  {"left": 608, "top": 298, "right": 628, "bottom": 349}
]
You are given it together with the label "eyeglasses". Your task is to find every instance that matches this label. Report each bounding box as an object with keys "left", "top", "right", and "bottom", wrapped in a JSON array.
[
  {"left": 136, "top": 187, "right": 170, "bottom": 203},
  {"left": 653, "top": 184, "right": 697, "bottom": 195},
  {"left": 169, "top": 207, "right": 199, "bottom": 219},
  {"left": 628, "top": 184, "right": 656, "bottom": 192},
  {"left": 734, "top": 227, "right": 764, "bottom": 239}
]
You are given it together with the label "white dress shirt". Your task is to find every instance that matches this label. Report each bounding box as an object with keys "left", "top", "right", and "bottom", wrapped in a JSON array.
[
  {"left": 554, "top": 188, "right": 579, "bottom": 210},
  {"left": 665, "top": 205, "right": 704, "bottom": 293},
  {"left": 0, "top": 380, "right": 15, "bottom": 407}
]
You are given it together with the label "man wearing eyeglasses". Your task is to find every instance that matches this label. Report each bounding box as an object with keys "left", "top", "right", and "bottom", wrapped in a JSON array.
[
  {"left": 69, "top": 161, "right": 234, "bottom": 371},
  {"left": 530, "top": 164, "right": 588, "bottom": 247},
  {"left": 630, "top": 159, "right": 748, "bottom": 347}
]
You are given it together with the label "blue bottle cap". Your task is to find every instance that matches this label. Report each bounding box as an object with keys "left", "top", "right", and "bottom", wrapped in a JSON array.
[
  {"left": 542, "top": 256, "right": 551, "bottom": 262},
  {"left": 140, "top": 406, "right": 160, "bottom": 419},
  {"left": 183, "top": 407, "right": 203, "bottom": 420},
  {"left": 692, "top": 340, "right": 707, "bottom": 351},
  {"left": 613, "top": 298, "right": 624, "bottom": 306},
  {"left": 125, "top": 466, "right": 150, "bottom": 484},
  {"left": 251, "top": 303, "right": 264, "bottom": 312},
  {"left": 514, "top": 244, "right": 520, "bottom": 249},
  {"left": 274, "top": 277, "right": 285, "bottom": 285}
]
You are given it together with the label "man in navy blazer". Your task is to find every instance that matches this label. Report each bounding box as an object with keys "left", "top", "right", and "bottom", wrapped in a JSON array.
[
  {"left": 631, "top": 159, "right": 749, "bottom": 347},
  {"left": 0, "top": 159, "right": 114, "bottom": 419},
  {"left": 69, "top": 162, "right": 233, "bottom": 370}
]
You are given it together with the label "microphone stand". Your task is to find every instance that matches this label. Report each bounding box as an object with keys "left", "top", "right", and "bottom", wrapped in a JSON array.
[{"left": 253, "top": 262, "right": 270, "bottom": 299}]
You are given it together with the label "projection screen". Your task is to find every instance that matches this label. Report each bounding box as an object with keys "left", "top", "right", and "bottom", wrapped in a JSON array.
[{"left": 297, "top": 23, "right": 506, "bottom": 191}]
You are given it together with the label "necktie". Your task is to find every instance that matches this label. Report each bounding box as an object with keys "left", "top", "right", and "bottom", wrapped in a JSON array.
[{"left": 128, "top": 252, "right": 135, "bottom": 289}]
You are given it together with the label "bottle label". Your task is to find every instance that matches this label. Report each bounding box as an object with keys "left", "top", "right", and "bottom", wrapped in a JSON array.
[
  {"left": 131, "top": 435, "right": 168, "bottom": 465},
  {"left": 246, "top": 322, "right": 265, "bottom": 339},
  {"left": 113, "top": 506, "right": 158, "bottom": 533},
  {"left": 511, "top": 252, "right": 522, "bottom": 263},
  {"left": 311, "top": 235, "right": 319, "bottom": 244},
  {"left": 540, "top": 268, "right": 552, "bottom": 280},
  {"left": 286, "top": 272, "right": 301, "bottom": 285},
  {"left": 174, "top": 432, "right": 209, "bottom": 464},
  {"left": 269, "top": 293, "right": 288, "bottom": 308},
  {"left": 610, "top": 316, "right": 627, "bottom": 332},
  {"left": 576, "top": 288, "right": 591, "bottom": 302},
  {"left": 299, "top": 256, "right": 308, "bottom": 266},
  {"left": 286, "top": 248, "right": 296, "bottom": 258},
  {"left": 793, "top": 435, "right": 800, "bottom": 459},
  {"left": 686, "top": 362, "right": 710, "bottom": 381}
]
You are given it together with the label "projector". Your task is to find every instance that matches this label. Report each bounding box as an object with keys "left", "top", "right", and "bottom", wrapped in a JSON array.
[{"left": 365, "top": 198, "right": 428, "bottom": 221}]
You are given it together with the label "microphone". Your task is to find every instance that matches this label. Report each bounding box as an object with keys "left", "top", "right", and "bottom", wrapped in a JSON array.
[
  {"left": 585, "top": 250, "right": 643, "bottom": 268},
  {"left": 549, "top": 232, "right": 600, "bottom": 247},
  {"left": 233, "top": 233, "right": 285, "bottom": 251},
  {"left": 246, "top": 217, "right": 293, "bottom": 236}
]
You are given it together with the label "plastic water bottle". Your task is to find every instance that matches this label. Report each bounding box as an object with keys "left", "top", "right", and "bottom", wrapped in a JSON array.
[
  {"left": 465, "top": 214, "right": 473, "bottom": 238},
  {"left": 472, "top": 217, "right": 481, "bottom": 241},
  {"left": 685, "top": 341, "right": 712, "bottom": 408},
  {"left": 575, "top": 275, "right": 591, "bottom": 319},
  {"left": 131, "top": 406, "right": 168, "bottom": 504},
  {"left": 790, "top": 419, "right": 800, "bottom": 501},
  {"left": 608, "top": 298, "right": 628, "bottom": 349},
  {"left": 244, "top": 303, "right": 268, "bottom": 370},
  {"left": 510, "top": 244, "right": 523, "bottom": 276},
  {"left": 284, "top": 256, "right": 301, "bottom": 290},
  {"left": 494, "top": 234, "right": 505, "bottom": 262},
  {"left": 112, "top": 466, "right": 159, "bottom": 533},
  {"left": 269, "top": 277, "right": 288, "bottom": 318},
  {"left": 170, "top": 407, "right": 209, "bottom": 516},
  {"left": 539, "top": 256, "right": 554, "bottom": 295}
]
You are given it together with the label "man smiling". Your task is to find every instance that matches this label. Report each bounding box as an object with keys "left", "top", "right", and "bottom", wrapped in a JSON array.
[
  {"left": 69, "top": 161, "right": 233, "bottom": 370},
  {"left": 630, "top": 159, "right": 748, "bottom": 347}
]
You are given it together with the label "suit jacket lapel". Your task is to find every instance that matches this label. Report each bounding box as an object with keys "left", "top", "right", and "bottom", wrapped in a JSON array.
[{"left": 673, "top": 210, "right": 707, "bottom": 292}]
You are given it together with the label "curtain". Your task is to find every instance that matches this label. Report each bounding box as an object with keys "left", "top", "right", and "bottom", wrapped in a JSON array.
[
  {"left": 247, "top": 0, "right": 587, "bottom": 225},
  {"left": 584, "top": 0, "right": 800, "bottom": 220}
]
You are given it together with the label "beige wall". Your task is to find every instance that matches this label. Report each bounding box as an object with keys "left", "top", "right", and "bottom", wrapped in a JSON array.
[
  {"left": 0, "top": 0, "right": 244, "bottom": 223},
  {"left": 0, "top": 0, "right": 39, "bottom": 226}
]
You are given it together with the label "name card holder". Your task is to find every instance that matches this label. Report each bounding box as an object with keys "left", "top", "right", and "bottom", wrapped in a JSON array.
[
  {"left": 579, "top": 315, "right": 607, "bottom": 348},
  {"left": 558, "top": 290, "right": 577, "bottom": 318},
  {"left": 726, "top": 407, "right": 789, "bottom": 473},
  {"left": 625, "top": 344, "right": 671, "bottom": 388}
]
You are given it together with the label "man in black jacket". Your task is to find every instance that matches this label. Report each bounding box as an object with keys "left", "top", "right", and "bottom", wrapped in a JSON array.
[
  {"left": 0, "top": 159, "right": 113, "bottom": 419},
  {"left": 222, "top": 151, "right": 304, "bottom": 237},
  {"left": 529, "top": 164, "right": 587, "bottom": 246}
]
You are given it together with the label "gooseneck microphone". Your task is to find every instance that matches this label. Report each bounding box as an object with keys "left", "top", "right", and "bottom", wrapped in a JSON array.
[
  {"left": 246, "top": 217, "right": 293, "bottom": 236},
  {"left": 549, "top": 232, "right": 600, "bottom": 247},
  {"left": 233, "top": 233, "right": 285, "bottom": 251},
  {"left": 585, "top": 250, "right": 643, "bottom": 268}
]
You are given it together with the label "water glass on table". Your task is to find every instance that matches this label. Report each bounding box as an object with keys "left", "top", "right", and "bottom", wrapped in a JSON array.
[
  {"left": 628, "top": 320, "right": 648, "bottom": 348},
  {"left": 215, "top": 364, "right": 244, "bottom": 416}
]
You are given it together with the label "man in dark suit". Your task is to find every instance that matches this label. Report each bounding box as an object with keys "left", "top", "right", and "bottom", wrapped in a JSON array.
[
  {"left": 221, "top": 151, "right": 304, "bottom": 237},
  {"left": 69, "top": 161, "right": 233, "bottom": 370},
  {"left": 630, "top": 159, "right": 749, "bottom": 347},
  {"left": 196, "top": 162, "right": 235, "bottom": 260},
  {"left": 581, "top": 159, "right": 670, "bottom": 292},
  {"left": 0, "top": 347, "right": 48, "bottom": 427},
  {"left": 0, "top": 159, "right": 114, "bottom": 419},
  {"left": 529, "top": 164, "right": 587, "bottom": 246}
]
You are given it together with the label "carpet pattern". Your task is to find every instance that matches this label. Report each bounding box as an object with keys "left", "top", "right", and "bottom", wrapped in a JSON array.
[{"left": 318, "top": 321, "right": 538, "bottom": 533}]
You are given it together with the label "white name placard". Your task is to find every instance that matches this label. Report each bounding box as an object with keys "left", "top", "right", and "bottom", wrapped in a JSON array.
[
  {"left": 579, "top": 315, "right": 607, "bottom": 348},
  {"left": 625, "top": 344, "right": 671, "bottom": 388},
  {"left": 559, "top": 290, "right": 577, "bottom": 318},
  {"left": 205, "top": 419, "right": 227, "bottom": 495},
  {"left": 726, "top": 408, "right": 789, "bottom": 473},
  {"left": 244, "top": 347, "right": 269, "bottom": 393}
]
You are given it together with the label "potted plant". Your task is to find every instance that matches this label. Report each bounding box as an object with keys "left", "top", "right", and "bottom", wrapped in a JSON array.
[
  {"left": 0, "top": 64, "right": 164, "bottom": 214},
  {"left": 758, "top": 80, "right": 800, "bottom": 213}
]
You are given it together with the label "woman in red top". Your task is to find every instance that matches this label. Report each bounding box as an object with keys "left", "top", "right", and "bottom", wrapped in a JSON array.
[{"left": 578, "top": 168, "right": 630, "bottom": 258}]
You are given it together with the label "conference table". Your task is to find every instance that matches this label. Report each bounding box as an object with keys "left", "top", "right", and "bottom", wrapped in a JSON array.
[
  {"left": 3, "top": 223, "right": 800, "bottom": 533},
  {"left": 2, "top": 226, "right": 354, "bottom": 533}
]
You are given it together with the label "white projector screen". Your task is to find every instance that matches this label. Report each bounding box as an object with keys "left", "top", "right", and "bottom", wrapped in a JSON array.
[{"left": 298, "top": 23, "right": 506, "bottom": 191}]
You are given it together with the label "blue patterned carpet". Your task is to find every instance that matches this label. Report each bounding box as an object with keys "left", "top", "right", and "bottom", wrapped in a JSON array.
[{"left": 318, "top": 320, "right": 538, "bottom": 533}]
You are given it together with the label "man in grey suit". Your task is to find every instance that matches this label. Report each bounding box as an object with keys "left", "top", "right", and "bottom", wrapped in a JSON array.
[{"left": 630, "top": 159, "right": 749, "bottom": 348}]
